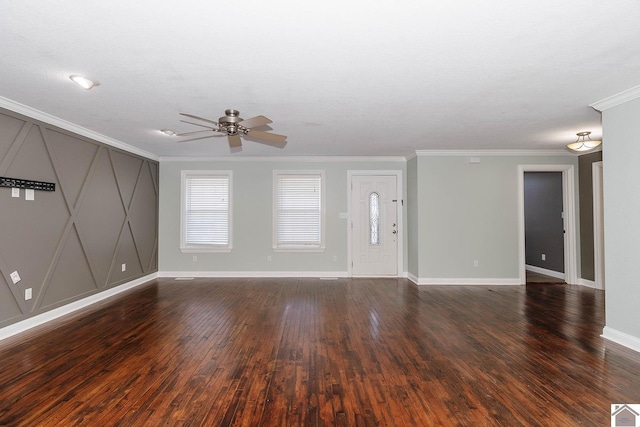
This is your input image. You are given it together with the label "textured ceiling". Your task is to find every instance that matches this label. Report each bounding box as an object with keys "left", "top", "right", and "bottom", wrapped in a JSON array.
[{"left": 1, "top": 0, "right": 639, "bottom": 158}]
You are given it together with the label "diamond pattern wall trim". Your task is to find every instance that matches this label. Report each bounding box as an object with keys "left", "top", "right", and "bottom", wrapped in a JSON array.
[{"left": 0, "top": 108, "right": 158, "bottom": 328}]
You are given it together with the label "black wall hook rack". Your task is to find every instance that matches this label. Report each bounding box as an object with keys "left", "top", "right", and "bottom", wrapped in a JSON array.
[{"left": 0, "top": 176, "right": 56, "bottom": 191}]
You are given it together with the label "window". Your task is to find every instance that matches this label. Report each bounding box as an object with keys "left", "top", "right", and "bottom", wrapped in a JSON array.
[
  {"left": 181, "top": 171, "right": 232, "bottom": 252},
  {"left": 273, "top": 171, "right": 325, "bottom": 251},
  {"left": 369, "top": 192, "right": 380, "bottom": 245}
]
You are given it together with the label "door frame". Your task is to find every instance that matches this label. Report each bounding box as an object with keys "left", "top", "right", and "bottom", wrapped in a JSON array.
[
  {"left": 593, "top": 161, "right": 605, "bottom": 290},
  {"left": 347, "top": 170, "right": 403, "bottom": 277},
  {"left": 517, "top": 164, "right": 577, "bottom": 285}
]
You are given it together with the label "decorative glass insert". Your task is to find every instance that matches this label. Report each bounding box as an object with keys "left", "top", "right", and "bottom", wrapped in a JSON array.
[{"left": 369, "top": 192, "right": 380, "bottom": 245}]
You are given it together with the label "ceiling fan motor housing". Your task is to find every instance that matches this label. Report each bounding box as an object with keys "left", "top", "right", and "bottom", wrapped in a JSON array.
[{"left": 219, "top": 109, "right": 243, "bottom": 135}]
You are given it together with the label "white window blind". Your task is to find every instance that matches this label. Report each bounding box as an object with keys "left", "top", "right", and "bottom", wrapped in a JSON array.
[
  {"left": 274, "top": 173, "right": 324, "bottom": 249},
  {"left": 182, "top": 172, "right": 231, "bottom": 250}
]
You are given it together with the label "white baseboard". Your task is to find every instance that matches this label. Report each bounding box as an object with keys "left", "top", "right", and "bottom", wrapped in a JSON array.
[
  {"left": 159, "top": 271, "right": 350, "bottom": 279},
  {"left": 602, "top": 326, "right": 640, "bottom": 354},
  {"left": 578, "top": 278, "right": 597, "bottom": 289},
  {"left": 409, "top": 277, "right": 521, "bottom": 286},
  {"left": 0, "top": 273, "right": 157, "bottom": 342},
  {"left": 407, "top": 272, "right": 419, "bottom": 284},
  {"left": 525, "top": 264, "right": 565, "bottom": 280}
]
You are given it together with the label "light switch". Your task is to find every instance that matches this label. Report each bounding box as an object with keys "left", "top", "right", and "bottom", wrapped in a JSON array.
[
  {"left": 10, "top": 271, "right": 21, "bottom": 284},
  {"left": 25, "top": 189, "right": 35, "bottom": 201}
]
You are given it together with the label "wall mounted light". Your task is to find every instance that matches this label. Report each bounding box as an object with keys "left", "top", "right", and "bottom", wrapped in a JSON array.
[
  {"left": 567, "top": 131, "right": 601, "bottom": 152},
  {"left": 160, "top": 129, "right": 177, "bottom": 136},
  {"left": 69, "top": 75, "right": 99, "bottom": 90}
]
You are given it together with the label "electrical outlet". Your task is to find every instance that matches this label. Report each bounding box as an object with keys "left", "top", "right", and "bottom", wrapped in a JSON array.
[
  {"left": 121, "top": 263, "right": 126, "bottom": 272},
  {"left": 473, "top": 260, "right": 479, "bottom": 268},
  {"left": 192, "top": 255, "right": 197, "bottom": 263},
  {"left": 267, "top": 255, "right": 272, "bottom": 262},
  {"left": 25, "top": 288, "right": 32, "bottom": 300},
  {"left": 541, "top": 254, "right": 546, "bottom": 261},
  {"left": 332, "top": 255, "right": 337, "bottom": 262}
]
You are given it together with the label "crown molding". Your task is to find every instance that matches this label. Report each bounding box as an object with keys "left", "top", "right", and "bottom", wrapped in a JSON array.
[
  {"left": 160, "top": 155, "right": 407, "bottom": 163},
  {"left": 590, "top": 85, "right": 640, "bottom": 112},
  {"left": 414, "top": 149, "right": 574, "bottom": 157},
  {"left": 0, "top": 96, "right": 159, "bottom": 161}
]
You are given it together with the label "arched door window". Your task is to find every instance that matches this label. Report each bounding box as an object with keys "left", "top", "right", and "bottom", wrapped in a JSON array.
[{"left": 369, "top": 192, "right": 380, "bottom": 245}]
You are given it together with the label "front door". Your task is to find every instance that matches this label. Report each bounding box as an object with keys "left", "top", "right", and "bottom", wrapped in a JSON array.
[{"left": 351, "top": 175, "right": 398, "bottom": 276}]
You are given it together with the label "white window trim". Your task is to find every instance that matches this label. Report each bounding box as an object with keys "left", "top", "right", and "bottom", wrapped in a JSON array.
[
  {"left": 272, "top": 170, "right": 326, "bottom": 252},
  {"left": 180, "top": 170, "right": 233, "bottom": 253}
]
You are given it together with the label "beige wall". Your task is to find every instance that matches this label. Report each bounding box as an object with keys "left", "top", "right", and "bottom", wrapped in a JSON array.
[{"left": 601, "top": 96, "right": 640, "bottom": 342}]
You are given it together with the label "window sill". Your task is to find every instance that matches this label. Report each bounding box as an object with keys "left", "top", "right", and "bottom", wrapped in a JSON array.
[
  {"left": 272, "top": 247, "right": 325, "bottom": 253},
  {"left": 180, "top": 247, "right": 232, "bottom": 254}
]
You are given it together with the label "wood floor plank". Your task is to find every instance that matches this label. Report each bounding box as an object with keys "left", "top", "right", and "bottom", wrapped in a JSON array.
[{"left": 1, "top": 278, "right": 639, "bottom": 426}]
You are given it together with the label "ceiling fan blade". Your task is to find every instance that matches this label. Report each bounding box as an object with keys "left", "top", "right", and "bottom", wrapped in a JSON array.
[
  {"left": 177, "top": 135, "right": 221, "bottom": 143},
  {"left": 176, "top": 130, "right": 216, "bottom": 137},
  {"left": 246, "top": 130, "right": 287, "bottom": 143},
  {"left": 179, "top": 113, "right": 220, "bottom": 126},
  {"left": 238, "top": 115, "right": 272, "bottom": 129},
  {"left": 180, "top": 119, "right": 218, "bottom": 130},
  {"left": 247, "top": 138, "right": 288, "bottom": 149},
  {"left": 228, "top": 134, "right": 242, "bottom": 148}
]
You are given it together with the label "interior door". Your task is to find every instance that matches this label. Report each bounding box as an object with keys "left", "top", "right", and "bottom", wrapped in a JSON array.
[{"left": 351, "top": 175, "right": 398, "bottom": 276}]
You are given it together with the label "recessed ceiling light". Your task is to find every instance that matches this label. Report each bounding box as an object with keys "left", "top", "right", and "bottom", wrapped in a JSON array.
[
  {"left": 160, "top": 129, "right": 177, "bottom": 136},
  {"left": 69, "top": 75, "right": 99, "bottom": 90}
]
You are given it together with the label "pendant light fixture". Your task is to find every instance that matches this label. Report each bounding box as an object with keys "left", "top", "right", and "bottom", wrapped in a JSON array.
[{"left": 567, "top": 131, "right": 601, "bottom": 152}]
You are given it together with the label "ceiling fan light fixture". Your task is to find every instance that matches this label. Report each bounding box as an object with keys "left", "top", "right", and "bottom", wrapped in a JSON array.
[
  {"left": 69, "top": 75, "right": 99, "bottom": 90},
  {"left": 567, "top": 131, "right": 601, "bottom": 152},
  {"left": 160, "top": 129, "right": 177, "bottom": 136}
]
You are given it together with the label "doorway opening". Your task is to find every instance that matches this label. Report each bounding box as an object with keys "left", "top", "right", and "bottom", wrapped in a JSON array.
[
  {"left": 518, "top": 165, "right": 577, "bottom": 285},
  {"left": 523, "top": 171, "right": 566, "bottom": 284}
]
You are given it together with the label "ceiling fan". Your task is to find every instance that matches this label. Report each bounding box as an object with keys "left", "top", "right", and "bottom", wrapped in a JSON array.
[{"left": 177, "top": 109, "right": 287, "bottom": 149}]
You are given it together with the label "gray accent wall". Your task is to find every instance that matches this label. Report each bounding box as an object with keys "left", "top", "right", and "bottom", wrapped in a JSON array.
[
  {"left": 0, "top": 108, "right": 158, "bottom": 329},
  {"left": 578, "top": 151, "right": 603, "bottom": 281},
  {"left": 159, "top": 159, "right": 407, "bottom": 273},
  {"left": 601, "top": 96, "right": 640, "bottom": 340},
  {"left": 524, "top": 172, "right": 564, "bottom": 273}
]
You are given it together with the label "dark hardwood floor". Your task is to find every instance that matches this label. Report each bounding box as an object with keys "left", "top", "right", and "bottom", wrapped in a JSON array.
[
  {"left": 525, "top": 270, "right": 566, "bottom": 284},
  {"left": 1, "top": 278, "right": 639, "bottom": 426}
]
